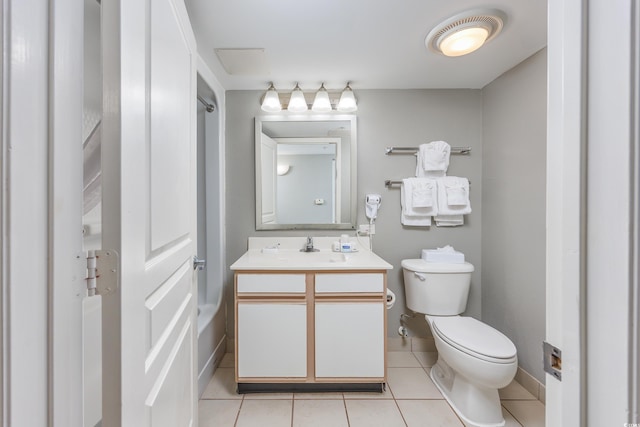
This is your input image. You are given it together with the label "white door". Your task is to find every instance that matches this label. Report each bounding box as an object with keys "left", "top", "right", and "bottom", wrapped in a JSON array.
[{"left": 101, "top": 0, "right": 199, "bottom": 425}]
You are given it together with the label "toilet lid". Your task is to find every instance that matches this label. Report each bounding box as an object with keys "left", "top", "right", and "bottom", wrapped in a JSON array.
[{"left": 431, "top": 316, "right": 517, "bottom": 362}]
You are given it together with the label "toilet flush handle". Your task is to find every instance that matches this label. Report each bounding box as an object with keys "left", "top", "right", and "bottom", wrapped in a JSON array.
[{"left": 414, "top": 272, "right": 426, "bottom": 281}]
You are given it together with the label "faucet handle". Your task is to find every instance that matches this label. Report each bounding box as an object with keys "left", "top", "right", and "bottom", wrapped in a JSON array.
[{"left": 301, "top": 236, "right": 318, "bottom": 252}]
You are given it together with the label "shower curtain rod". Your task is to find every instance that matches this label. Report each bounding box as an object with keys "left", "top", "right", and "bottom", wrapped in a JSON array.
[{"left": 197, "top": 95, "right": 215, "bottom": 113}]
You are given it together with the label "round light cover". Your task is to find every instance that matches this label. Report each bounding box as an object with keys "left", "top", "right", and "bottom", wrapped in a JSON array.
[
  {"left": 426, "top": 9, "right": 506, "bottom": 57},
  {"left": 440, "top": 26, "right": 489, "bottom": 56}
]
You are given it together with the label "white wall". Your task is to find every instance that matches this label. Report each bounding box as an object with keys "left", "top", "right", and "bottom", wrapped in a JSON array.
[
  {"left": 225, "top": 89, "right": 484, "bottom": 340},
  {"left": 481, "top": 49, "right": 548, "bottom": 382}
]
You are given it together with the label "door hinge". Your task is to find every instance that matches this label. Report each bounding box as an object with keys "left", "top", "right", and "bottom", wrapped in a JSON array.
[
  {"left": 543, "top": 341, "right": 562, "bottom": 381},
  {"left": 86, "top": 250, "right": 119, "bottom": 297}
]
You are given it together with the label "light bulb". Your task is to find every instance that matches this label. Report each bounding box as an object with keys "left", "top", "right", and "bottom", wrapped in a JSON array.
[
  {"left": 287, "top": 83, "right": 308, "bottom": 112},
  {"left": 312, "top": 84, "right": 332, "bottom": 112},
  {"left": 261, "top": 83, "right": 281, "bottom": 112},
  {"left": 337, "top": 83, "right": 357, "bottom": 112}
]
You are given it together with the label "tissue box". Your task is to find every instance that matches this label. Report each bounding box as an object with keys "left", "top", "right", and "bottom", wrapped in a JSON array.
[{"left": 421, "top": 248, "right": 465, "bottom": 263}]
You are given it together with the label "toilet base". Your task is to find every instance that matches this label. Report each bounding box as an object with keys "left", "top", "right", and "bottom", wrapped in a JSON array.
[{"left": 430, "top": 358, "right": 505, "bottom": 427}]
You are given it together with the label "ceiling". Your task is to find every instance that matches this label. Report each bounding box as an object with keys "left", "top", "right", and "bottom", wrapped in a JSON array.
[{"left": 184, "top": 0, "right": 547, "bottom": 91}]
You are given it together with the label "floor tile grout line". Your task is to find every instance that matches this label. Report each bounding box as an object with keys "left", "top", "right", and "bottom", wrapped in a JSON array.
[
  {"left": 392, "top": 395, "right": 410, "bottom": 427},
  {"left": 501, "top": 404, "right": 524, "bottom": 427},
  {"left": 290, "top": 398, "right": 294, "bottom": 427},
  {"left": 342, "top": 397, "right": 351, "bottom": 427},
  {"left": 232, "top": 395, "right": 244, "bottom": 427}
]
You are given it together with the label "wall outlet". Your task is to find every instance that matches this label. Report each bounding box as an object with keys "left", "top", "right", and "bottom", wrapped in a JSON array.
[{"left": 359, "top": 224, "right": 376, "bottom": 235}]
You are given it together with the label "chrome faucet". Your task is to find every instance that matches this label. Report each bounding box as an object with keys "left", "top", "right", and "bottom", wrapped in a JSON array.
[{"left": 301, "top": 236, "right": 319, "bottom": 252}]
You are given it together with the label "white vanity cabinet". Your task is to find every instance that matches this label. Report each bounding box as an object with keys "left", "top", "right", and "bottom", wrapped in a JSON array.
[{"left": 234, "top": 270, "right": 387, "bottom": 392}]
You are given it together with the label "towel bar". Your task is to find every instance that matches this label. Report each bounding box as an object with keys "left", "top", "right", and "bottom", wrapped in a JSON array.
[
  {"left": 385, "top": 146, "right": 471, "bottom": 155},
  {"left": 385, "top": 179, "right": 471, "bottom": 188}
]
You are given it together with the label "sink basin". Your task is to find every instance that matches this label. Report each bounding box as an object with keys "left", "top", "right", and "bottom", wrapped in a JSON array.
[{"left": 250, "top": 250, "right": 350, "bottom": 265}]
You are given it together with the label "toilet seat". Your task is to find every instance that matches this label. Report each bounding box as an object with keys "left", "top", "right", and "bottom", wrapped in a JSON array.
[{"left": 430, "top": 316, "right": 517, "bottom": 363}]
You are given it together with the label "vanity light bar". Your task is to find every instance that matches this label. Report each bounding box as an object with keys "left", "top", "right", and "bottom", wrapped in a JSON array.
[{"left": 260, "top": 82, "right": 358, "bottom": 112}]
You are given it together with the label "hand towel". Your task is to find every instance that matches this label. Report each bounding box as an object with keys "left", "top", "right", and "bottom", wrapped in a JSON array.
[
  {"left": 436, "top": 176, "right": 471, "bottom": 215},
  {"left": 416, "top": 141, "right": 451, "bottom": 177},
  {"left": 401, "top": 178, "right": 436, "bottom": 226},
  {"left": 434, "top": 215, "right": 464, "bottom": 227},
  {"left": 411, "top": 178, "right": 436, "bottom": 208}
]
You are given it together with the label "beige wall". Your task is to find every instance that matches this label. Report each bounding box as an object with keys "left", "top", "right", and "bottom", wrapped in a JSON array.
[{"left": 481, "top": 48, "right": 547, "bottom": 382}]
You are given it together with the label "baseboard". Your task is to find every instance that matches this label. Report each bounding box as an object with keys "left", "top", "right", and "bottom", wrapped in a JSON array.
[
  {"left": 515, "top": 366, "right": 546, "bottom": 404},
  {"left": 387, "top": 336, "right": 436, "bottom": 352}
]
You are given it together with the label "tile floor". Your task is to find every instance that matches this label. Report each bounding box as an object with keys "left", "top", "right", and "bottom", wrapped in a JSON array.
[{"left": 199, "top": 352, "right": 545, "bottom": 427}]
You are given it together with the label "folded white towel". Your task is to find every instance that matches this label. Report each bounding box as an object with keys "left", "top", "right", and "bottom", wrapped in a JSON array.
[
  {"left": 401, "top": 179, "right": 434, "bottom": 226},
  {"left": 416, "top": 141, "right": 451, "bottom": 177},
  {"left": 411, "top": 178, "right": 436, "bottom": 208},
  {"left": 402, "top": 178, "right": 437, "bottom": 215},
  {"left": 402, "top": 213, "right": 432, "bottom": 227},
  {"left": 446, "top": 187, "right": 467, "bottom": 206},
  {"left": 436, "top": 176, "right": 471, "bottom": 215},
  {"left": 434, "top": 215, "right": 464, "bottom": 227}
]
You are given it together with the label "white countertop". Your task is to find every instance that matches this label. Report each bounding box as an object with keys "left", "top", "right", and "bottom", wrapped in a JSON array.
[{"left": 230, "top": 237, "right": 393, "bottom": 271}]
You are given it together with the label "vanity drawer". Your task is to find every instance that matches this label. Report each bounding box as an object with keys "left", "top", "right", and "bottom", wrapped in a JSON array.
[
  {"left": 315, "top": 273, "right": 384, "bottom": 293},
  {"left": 237, "top": 273, "right": 306, "bottom": 294}
]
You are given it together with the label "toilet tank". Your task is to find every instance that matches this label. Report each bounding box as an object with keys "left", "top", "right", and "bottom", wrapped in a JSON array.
[{"left": 401, "top": 259, "right": 474, "bottom": 315}]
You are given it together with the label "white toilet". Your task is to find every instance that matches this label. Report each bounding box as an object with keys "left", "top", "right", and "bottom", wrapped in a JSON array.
[{"left": 402, "top": 259, "right": 517, "bottom": 427}]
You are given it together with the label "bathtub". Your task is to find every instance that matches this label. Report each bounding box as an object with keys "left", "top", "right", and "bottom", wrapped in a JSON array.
[{"left": 197, "top": 303, "right": 227, "bottom": 396}]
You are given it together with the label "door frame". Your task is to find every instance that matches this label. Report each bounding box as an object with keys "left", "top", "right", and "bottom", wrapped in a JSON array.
[
  {"left": 2, "top": 0, "right": 84, "bottom": 425},
  {"left": 546, "top": 0, "right": 640, "bottom": 425},
  {"left": 49, "top": 0, "right": 85, "bottom": 425},
  {"left": 545, "top": 0, "right": 587, "bottom": 424}
]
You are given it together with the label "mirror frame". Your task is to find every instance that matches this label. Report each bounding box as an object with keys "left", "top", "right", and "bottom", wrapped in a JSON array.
[{"left": 255, "top": 114, "right": 357, "bottom": 230}]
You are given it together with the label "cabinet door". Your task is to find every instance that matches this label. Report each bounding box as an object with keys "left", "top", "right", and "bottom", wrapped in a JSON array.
[
  {"left": 237, "top": 302, "right": 307, "bottom": 378},
  {"left": 315, "top": 302, "right": 384, "bottom": 378}
]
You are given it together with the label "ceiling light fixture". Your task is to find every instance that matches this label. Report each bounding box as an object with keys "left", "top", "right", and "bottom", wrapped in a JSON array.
[
  {"left": 287, "top": 83, "right": 308, "bottom": 112},
  {"left": 337, "top": 83, "right": 357, "bottom": 112},
  {"left": 260, "top": 82, "right": 282, "bottom": 112},
  {"left": 426, "top": 8, "right": 506, "bottom": 57},
  {"left": 311, "top": 83, "right": 332, "bottom": 112},
  {"left": 258, "top": 83, "right": 358, "bottom": 112}
]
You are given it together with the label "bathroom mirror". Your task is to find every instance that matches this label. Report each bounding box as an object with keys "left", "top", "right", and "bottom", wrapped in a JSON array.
[{"left": 255, "top": 115, "right": 357, "bottom": 230}]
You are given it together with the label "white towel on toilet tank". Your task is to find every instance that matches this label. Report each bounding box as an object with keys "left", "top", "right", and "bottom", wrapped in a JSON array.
[{"left": 416, "top": 141, "right": 451, "bottom": 177}]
